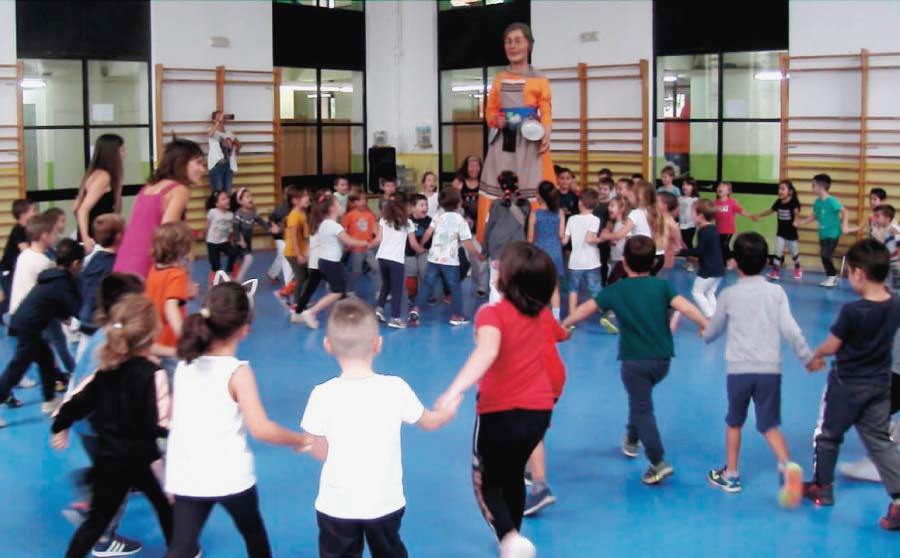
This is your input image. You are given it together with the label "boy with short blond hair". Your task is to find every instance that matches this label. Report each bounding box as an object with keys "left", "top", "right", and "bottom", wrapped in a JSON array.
[
  {"left": 9, "top": 213, "right": 58, "bottom": 316},
  {"left": 300, "top": 298, "right": 458, "bottom": 556}
]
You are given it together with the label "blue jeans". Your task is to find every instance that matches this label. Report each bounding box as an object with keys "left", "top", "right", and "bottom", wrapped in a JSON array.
[
  {"left": 416, "top": 263, "right": 462, "bottom": 317},
  {"left": 44, "top": 320, "right": 75, "bottom": 374},
  {"left": 209, "top": 161, "right": 233, "bottom": 193},
  {"left": 568, "top": 268, "right": 601, "bottom": 299}
]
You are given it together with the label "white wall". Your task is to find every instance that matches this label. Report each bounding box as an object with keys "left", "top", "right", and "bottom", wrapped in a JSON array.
[
  {"left": 365, "top": 1, "right": 438, "bottom": 153},
  {"left": 0, "top": 0, "right": 17, "bottom": 128},
  {"left": 789, "top": 1, "right": 900, "bottom": 56},
  {"left": 151, "top": 1, "right": 274, "bottom": 144}
]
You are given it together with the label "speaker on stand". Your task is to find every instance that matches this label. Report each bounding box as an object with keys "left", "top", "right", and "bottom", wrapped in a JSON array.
[{"left": 368, "top": 146, "right": 397, "bottom": 194}]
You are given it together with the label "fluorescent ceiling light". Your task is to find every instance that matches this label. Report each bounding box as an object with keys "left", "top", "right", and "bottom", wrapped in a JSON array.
[
  {"left": 452, "top": 84, "right": 485, "bottom": 92},
  {"left": 20, "top": 78, "right": 46, "bottom": 89},
  {"left": 663, "top": 96, "right": 674, "bottom": 101},
  {"left": 663, "top": 75, "right": 678, "bottom": 83},
  {"left": 283, "top": 85, "right": 353, "bottom": 93},
  {"left": 754, "top": 71, "right": 784, "bottom": 81}
]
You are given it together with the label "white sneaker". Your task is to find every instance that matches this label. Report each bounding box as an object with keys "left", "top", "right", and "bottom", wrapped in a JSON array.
[
  {"left": 890, "top": 419, "right": 900, "bottom": 442},
  {"left": 838, "top": 457, "right": 881, "bottom": 482},
  {"left": 820, "top": 276, "right": 839, "bottom": 288},
  {"left": 818, "top": 277, "right": 832, "bottom": 287},
  {"left": 41, "top": 396, "right": 63, "bottom": 415},
  {"left": 299, "top": 311, "right": 319, "bottom": 330},
  {"left": 18, "top": 377, "right": 36, "bottom": 389},
  {"left": 499, "top": 532, "right": 536, "bottom": 558}
]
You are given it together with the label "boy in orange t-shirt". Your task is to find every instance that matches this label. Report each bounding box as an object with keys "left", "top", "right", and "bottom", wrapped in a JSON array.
[
  {"left": 146, "top": 221, "right": 198, "bottom": 376},
  {"left": 340, "top": 192, "right": 380, "bottom": 296}
]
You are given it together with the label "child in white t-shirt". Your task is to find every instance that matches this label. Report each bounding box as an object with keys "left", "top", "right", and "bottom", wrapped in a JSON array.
[
  {"left": 563, "top": 189, "right": 602, "bottom": 317},
  {"left": 371, "top": 199, "right": 419, "bottom": 328},
  {"left": 9, "top": 214, "right": 57, "bottom": 316},
  {"left": 301, "top": 298, "right": 459, "bottom": 558},
  {"left": 409, "top": 188, "right": 483, "bottom": 326}
]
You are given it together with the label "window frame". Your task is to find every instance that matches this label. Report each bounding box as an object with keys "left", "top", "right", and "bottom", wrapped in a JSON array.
[
  {"left": 279, "top": 66, "right": 367, "bottom": 187},
  {"left": 21, "top": 55, "right": 154, "bottom": 202},
  {"left": 653, "top": 49, "right": 785, "bottom": 195},
  {"left": 437, "top": 66, "right": 492, "bottom": 184},
  {"left": 275, "top": 0, "right": 365, "bottom": 11}
]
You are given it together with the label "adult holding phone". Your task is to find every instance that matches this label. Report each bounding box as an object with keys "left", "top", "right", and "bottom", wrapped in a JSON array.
[
  {"left": 480, "top": 22, "right": 556, "bottom": 243},
  {"left": 74, "top": 134, "right": 125, "bottom": 254},
  {"left": 113, "top": 139, "right": 201, "bottom": 279},
  {"left": 208, "top": 110, "right": 240, "bottom": 193}
]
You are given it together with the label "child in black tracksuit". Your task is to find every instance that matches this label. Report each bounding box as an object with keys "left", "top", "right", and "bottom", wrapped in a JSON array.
[
  {"left": 802, "top": 239, "right": 900, "bottom": 531},
  {"left": 51, "top": 293, "right": 173, "bottom": 558},
  {"left": 0, "top": 239, "right": 84, "bottom": 426}
]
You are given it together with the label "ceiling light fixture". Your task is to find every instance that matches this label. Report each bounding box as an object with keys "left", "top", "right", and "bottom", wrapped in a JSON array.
[{"left": 20, "top": 78, "right": 46, "bottom": 89}]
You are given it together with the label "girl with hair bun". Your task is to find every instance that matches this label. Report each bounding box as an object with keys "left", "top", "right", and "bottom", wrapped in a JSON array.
[
  {"left": 164, "top": 282, "right": 313, "bottom": 558},
  {"left": 51, "top": 294, "right": 174, "bottom": 558}
]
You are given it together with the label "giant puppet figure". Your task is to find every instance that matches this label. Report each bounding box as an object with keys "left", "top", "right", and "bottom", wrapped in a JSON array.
[{"left": 478, "top": 22, "right": 556, "bottom": 243}]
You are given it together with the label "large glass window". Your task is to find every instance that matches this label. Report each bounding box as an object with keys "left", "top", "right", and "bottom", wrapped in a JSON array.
[
  {"left": 279, "top": 67, "right": 365, "bottom": 181},
  {"left": 438, "top": 65, "right": 503, "bottom": 180},
  {"left": 655, "top": 50, "right": 784, "bottom": 191},
  {"left": 21, "top": 58, "right": 152, "bottom": 198}
]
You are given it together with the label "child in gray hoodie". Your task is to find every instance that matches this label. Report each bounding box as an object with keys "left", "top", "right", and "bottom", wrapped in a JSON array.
[{"left": 703, "top": 232, "right": 814, "bottom": 507}]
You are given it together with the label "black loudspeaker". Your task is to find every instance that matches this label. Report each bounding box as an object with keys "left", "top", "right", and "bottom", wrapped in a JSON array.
[{"left": 368, "top": 147, "right": 397, "bottom": 194}]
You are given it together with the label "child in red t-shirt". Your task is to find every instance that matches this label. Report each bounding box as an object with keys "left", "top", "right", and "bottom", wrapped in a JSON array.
[
  {"left": 436, "top": 241, "right": 565, "bottom": 558},
  {"left": 523, "top": 310, "right": 569, "bottom": 517},
  {"left": 714, "top": 182, "right": 752, "bottom": 264}
]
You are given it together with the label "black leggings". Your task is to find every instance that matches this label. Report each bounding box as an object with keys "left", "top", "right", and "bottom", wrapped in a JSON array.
[
  {"left": 317, "top": 508, "right": 407, "bottom": 558},
  {"left": 166, "top": 486, "right": 270, "bottom": 558},
  {"left": 207, "top": 242, "right": 235, "bottom": 273},
  {"left": 473, "top": 409, "right": 551, "bottom": 540},
  {"left": 892, "top": 373, "right": 900, "bottom": 415},
  {"left": 680, "top": 227, "right": 696, "bottom": 252},
  {"left": 66, "top": 461, "right": 172, "bottom": 558},
  {"left": 377, "top": 259, "right": 405, "bottom": 319},
  {"left": 599, "top": 242, "right": 611, "bottom": 287},
  {"left": 719, "top": 234, "right": 733, "bottom": 265}
]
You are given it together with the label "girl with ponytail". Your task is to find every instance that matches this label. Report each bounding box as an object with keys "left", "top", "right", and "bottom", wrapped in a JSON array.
[
  {"left": 52, "top": 294, "right": 174, "bottom": 557},
  {"left": 165, "top": 281, "right": 312, "bottom": 558}
]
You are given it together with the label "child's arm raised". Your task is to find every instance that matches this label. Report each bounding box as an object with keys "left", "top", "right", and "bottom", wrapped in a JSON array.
[
  {"left": 435, "top": 325, "right": 501, "bottom": 409},
  {"left": 230, "top": 364, "right": 313, "bottom": 451},
  {"left": 670, "top": 295, "right": 708, "bottom": 335}
]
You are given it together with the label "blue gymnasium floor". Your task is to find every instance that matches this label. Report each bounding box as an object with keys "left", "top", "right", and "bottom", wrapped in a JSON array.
[{"left": 1, "top": 254, "right": 899, "bottom": 558}]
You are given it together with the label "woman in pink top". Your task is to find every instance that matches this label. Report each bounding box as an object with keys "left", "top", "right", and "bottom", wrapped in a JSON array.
[
  {"left": 713, "top": 182, "right": 751, "bottom": 264},
  {"left": 113, "top": 140, "right": 203, "bottom": 278}
]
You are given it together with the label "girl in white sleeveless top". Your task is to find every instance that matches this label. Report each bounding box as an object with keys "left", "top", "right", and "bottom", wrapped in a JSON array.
[{"left": 164, "top": 282, "right": 312, "bottom": 558}]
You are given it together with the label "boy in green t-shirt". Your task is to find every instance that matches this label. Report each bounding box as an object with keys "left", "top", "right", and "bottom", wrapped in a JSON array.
[
  {"left": 563, "top": 236, "right": 708, "bottom": 485},
  {"left": 799, "top": 173, "right": 846, "bottom": 288}
]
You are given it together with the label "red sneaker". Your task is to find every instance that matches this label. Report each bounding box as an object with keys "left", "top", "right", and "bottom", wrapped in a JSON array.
[
  {"left": 767, "top": 268, "right": 781, "bottom": 281},
  {"left": 880, "top": 502, "right": 900, "bottom": 530},
  {"left": 793, "top": 267, "right": 803, "bottom": 281}
]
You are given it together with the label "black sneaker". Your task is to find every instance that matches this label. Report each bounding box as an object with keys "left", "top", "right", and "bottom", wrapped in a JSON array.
[
  {"left": 5, "top": 395, "right": 22, "bottom": 408},
  {"left": 91, "top": 534, "right": 141, "bottom": 557},
  {"left": 802, "top": 481, "right": 834, "bottom": 506}
]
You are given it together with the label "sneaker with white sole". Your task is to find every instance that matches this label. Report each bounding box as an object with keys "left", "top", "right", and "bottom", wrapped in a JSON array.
[
  {"left": 819, "top": 275, "right": 839, "bottom": 288},
  {"left": 523, "top": 485, "right": 556, "bottom": 517},
  {"left": 499, "top": 532, "right": 536, "bottom": 558},
  {"left": 0, "top": 414, "right": 6, "bottom": 428},
  {"left": 375, "top": 307, "right": 386, "bottom": 323},
  {"left": 838, "top": 457, "right": 881, "bottom": 482},
  {"left": 642, "top": 461, "right": 674, "bottom": 485},
  {"left": 600, "top": 316, "right": 619, "bottom": 335},
  {"left": 92, "top": 535, "right": 142, "bottom": 557},
  {"left": 387, "top": 318, "right": 406, "bottom": 329},
  {"left": 291, "top": 311, "right": 319, "bottom": 329},
  {"left": 62, "top": 501, "right": 89, "bottom": 527},
  {"left": 779, "top": 461, "right": 804, "bottom": 508},
  {"left": 449, "top": 315, "right": 470, "bottom": 326},
  {"left": 17, "top": 376, "right": 36, "bottom": 389},
  {"left": 41, "top": 396, "right": 63, "bottom": 415},
  {"left": 622, "top": 435, "right": 640, "bottom": 458},
  {"left": 707, "top": 466, "right": 742, "bottom": 493}
]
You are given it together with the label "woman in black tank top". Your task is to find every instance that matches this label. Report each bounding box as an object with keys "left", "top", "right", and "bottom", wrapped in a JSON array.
[{"left": 74, "top": 134, "right": 125, "bottom": 251}]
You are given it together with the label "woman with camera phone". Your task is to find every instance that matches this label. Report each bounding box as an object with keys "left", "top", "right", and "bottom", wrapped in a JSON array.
[{"left": 208, "top": 110, "right": 241, "bottom": 193}]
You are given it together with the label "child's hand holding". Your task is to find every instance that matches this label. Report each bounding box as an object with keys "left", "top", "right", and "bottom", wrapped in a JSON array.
[
  {"left": 806, "top": 356, "right": 826, "bottom": 373},
  {"left": 50, "top": 430, "right": 69, "bottom": 450}
]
